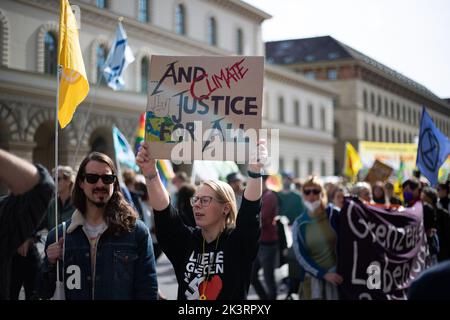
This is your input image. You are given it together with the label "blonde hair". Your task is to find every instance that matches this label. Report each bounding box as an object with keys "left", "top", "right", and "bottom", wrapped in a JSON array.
[
  {"left": 52, "top": 165, "right": 75, "bottom": 185},
  {"left": 303, "top": 176, "right": 328, "bottom": 209},
  {"left": 202, "top": 180, "right": 238, "bottom": 229},
  {"left": 352, "top": 182, "right": 372, "bottom": 198}
]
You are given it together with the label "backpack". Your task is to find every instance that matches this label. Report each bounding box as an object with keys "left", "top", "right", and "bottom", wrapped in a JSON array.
[{"left": 274, "top": 215, "right": 291, "bottom": 267}]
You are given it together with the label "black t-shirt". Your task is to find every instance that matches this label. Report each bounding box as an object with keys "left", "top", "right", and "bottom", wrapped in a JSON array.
[{"left": 154, "top": 196, "right": 261, "bottom": 300}]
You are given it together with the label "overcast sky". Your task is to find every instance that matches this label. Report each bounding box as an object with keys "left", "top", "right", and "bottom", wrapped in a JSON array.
[{"left": 243, "top": 0, "right": 450, "bottom": 99}]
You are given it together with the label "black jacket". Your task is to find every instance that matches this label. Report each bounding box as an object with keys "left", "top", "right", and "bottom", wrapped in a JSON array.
[{"left": 0, "top": 165, "right": 54, "bottom": 299}]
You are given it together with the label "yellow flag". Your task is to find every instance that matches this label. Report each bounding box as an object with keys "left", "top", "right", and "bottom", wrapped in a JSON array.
[
  {"left": 58, "top": 0, "right": 89, "bottom": 128},
  {"left": 344, "top": 142, "right": 363, "bottom": 180}
]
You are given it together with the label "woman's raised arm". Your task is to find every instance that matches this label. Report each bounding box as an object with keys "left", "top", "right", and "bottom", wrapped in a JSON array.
[{"left": 136, "top": 141, "right": 170, "bottom": 211}]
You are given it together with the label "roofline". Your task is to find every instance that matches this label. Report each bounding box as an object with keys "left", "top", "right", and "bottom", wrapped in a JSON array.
[
  {"left": 285, "top": 58, "right": 356, "bottom": 69},
  {"left": 265, "top": 36, "right": 448, "bottom": 108},
  {"left": 287, "top": 59, "right": 449, "bottom": 112},
  {"left": 210, "top": 0, "right": 272, "bottom": 22},
  {"left": 356, "top": 60, "right": 449, "bottom": 109},
  {"left": 18, "top": 0, "right": 239, "bottom": 56},
  {"left": 335, "top": 39, "right": 445, "bottom": 102},
  {"left": 265, "top": 64, "right": 338, "bottom": 97},
  {"left": 265, "top": 35, "right": 333, "bottom": 44}
]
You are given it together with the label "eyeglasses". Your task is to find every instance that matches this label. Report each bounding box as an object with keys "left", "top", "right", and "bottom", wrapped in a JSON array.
[
  {"left": 190, "top": 196, "right": 222, "bottom": 207},
  {"left": 84, "top": 173, "right": 116, "bottom": 185},
  {"left": 303, "top": 189, "right": 321, "bottom": 196}
]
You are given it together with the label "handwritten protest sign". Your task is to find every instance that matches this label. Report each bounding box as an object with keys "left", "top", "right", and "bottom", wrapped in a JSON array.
[
  {"left": 337, "top": 198, "right": 428, "bottom": 300},
  {"left": 145, "top": 55, "right": 264, "bottom": 162}
]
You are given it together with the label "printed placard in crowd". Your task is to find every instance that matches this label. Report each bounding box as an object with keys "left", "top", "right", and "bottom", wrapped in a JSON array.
[
  {"left": 145, "top": 55, "right": 264, "bottom": 162},
  {"left": 364, "top": 159, "right": 393, "bottom": 185},
  {"left": 337, "top": 198, "right": 428, "bottom": 300}
]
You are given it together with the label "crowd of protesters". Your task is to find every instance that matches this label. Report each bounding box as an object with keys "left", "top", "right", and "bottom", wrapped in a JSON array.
[{"left": 2, "top": 146, "right": 450, "bottom": 300}]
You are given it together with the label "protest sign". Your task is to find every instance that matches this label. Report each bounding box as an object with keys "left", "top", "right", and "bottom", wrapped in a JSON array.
[{"left": 145, "top": 55, "right": 264, "bottom": 162}]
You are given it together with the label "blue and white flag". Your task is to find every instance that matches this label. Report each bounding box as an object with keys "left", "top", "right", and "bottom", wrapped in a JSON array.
[
  {"left": 416, "top": 107, "right": 450, "bottom": 186},
  {"left": 112, "top": 125, "right": 139, "bottom": 171},
  {"left": 103, "top": 22, "right": 135, "bottom": 91}
]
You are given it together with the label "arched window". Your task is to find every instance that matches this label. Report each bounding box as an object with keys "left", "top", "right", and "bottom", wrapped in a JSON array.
[
  {"left": 370, "top": 93, "right": 375, "bottom": 113},
  {"left": 363, "top": 90, "right": 367, "bottom": 110},
  {"left": 294, "top": 100, "right": 300, "bottom": 126},
  {"left": 138, "top": 0, "right": 149, "bottom": 23},
  {"left": 320, "top": 107, "right": 326, "bottom": 130},
  {"left": 96, "top": 0, "right": 108, "bottom": 9},
  {"left": 385, "top": 127, "right": 390, "bottom": 142},
  {"left": 384, "top": 98, "right": 388, "bottom": 117},
  {"left": 236, "top": 28, "right": 243, "bottom": 55},
  {"left": 334, "top": 121, "right": 340, "bottom": 138},
  {"left": 407, "top": 107, "right": 411, "bottom": 124},
  {"left": 294, "top": 158, "right": 300, "bottom": 178},
  {"left": 402, "top": 105, "right": 406, "bottom": 122},
  {"left": 207, "top": 17, "right": 217, "bottom": 46},
  {"left": 141, "top": 56, "right": 149, "bottom": 93},
  {"left": 175, "top": 4, "right": 186, "bottom": 35},
  {"left": 44, "top": 32, "right": 57, "bottom": 75},
  {"left": 321, "top": 160, "right": 326, "bottom": 176},
  {"left": 96, "top": 44, "right": 107, "bottom": 84},
  {"left": 308, "top": 104, "right": 314, "bottom": 128},
  {"left": 91, "top": 135, "right": 108, "bottom": 154},
  {"left": 379, "top": 126, "right": 383, "bottom": 142},
  {"left": 377, "top": 95, "right": 382, "bottom": 115},
  {"left": 364, "top": 121, "right": 368, "bottom": 140},
  {"left": 308, "top": 159, "right": 313, "bottom": 175},
  {"left": 371, "top": 123, "right": 376, "bottom": 141},
  {"left": 278, "top": 96, "right": 284, "bottom": 123}
]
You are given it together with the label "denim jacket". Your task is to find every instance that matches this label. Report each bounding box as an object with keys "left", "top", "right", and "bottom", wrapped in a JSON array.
[{"left": 39, "top": 210, "right": 158, "bottom": 300}]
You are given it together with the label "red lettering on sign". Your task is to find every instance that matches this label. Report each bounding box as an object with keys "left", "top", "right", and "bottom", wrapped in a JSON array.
[{"left": 190, "top": 58, "right": 249, "bottom": 101}]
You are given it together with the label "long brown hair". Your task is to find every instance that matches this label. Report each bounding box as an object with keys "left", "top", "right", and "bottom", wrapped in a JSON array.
[{"left": 72, "top": 152, "right": 138, "bottom": 236}]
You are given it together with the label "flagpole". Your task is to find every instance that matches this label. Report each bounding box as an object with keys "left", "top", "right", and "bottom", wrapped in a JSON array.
[
  {"left": 55, "top": 64, "right": 61, "bottom": 285},
  {"left": 71, "top": 17, "right": 123, "bottom": 169},
  {"left": 71, "top": 74, "right": 103, "bottom": 169}
]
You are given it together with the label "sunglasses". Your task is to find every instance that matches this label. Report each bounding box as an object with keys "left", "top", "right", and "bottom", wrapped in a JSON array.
[
  {"left": 303, "top": 189, "right": 321, "bottom": 196},
  {"left": 84, "top": 173, "right": 116, "bottom": 185}
]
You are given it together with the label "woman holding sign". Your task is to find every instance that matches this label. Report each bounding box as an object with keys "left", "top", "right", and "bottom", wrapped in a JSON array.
[
  {"left": 136, "top": 140, "right": 266, "bottom": 300},
  {"left": 292, "top": 176, "right": 342, "bottom": 300}
]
